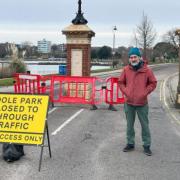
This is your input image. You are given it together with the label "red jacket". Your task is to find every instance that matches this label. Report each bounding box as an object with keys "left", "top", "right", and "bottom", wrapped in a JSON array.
[{"left": 119, "top": 64, "right": 157, "bottom": 106}]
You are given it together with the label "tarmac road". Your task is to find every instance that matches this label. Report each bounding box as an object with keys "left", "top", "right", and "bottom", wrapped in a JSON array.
[{"left": 0, "top": 63, "right": 180, "bottom": 180}]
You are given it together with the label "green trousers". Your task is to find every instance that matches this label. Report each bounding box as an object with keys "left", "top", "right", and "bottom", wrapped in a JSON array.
[{"left": 124, "top": 103, "right": 151, "bottom": 147}]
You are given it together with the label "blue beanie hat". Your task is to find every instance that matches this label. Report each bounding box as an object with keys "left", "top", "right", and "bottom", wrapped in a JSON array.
[{"left": 128, "top": 47, "right": 141, "bottom": 57}]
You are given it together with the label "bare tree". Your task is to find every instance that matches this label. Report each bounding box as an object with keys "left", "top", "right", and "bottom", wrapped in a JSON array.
[
  {"left": 163, "top": 29, "right": 179, "bottom": 53},
  {"left": 135, "top": 12, "right": 156, "bottom": 60}
]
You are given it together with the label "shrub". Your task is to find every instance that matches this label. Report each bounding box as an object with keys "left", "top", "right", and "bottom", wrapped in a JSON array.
[{"left": 9, "top": 58, "right": 27, "bottom": 74}]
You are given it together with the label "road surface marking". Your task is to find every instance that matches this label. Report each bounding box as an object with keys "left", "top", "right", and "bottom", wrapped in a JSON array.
[
  {"left": 163, "top": 76, "right": 169, "bottom": 107},
  {"left": 51, "top": 109, "right": 84, "bottom": 135},
  {"left": 160, "top": 80, "right": 164, "bottom": 101},
  {"left": 48, "top": 107, "right": 57, "bottom": 114}
]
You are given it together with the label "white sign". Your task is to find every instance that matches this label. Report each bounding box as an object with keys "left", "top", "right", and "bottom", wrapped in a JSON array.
[{"left": 71, "top": 49, "right": 82, "bottom": 76}]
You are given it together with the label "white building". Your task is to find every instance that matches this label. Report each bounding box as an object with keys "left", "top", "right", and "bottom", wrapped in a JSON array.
[
  {"left": 37, "top": 39, "right": 51, "bottom": 53},
  {"left": 21, "top": 41, "right": 33, "bottom": 48}
]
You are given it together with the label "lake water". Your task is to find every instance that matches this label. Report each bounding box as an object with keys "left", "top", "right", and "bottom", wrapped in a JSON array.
[{"left": 26, "top": 64, "right": 111, "bottom": 75}]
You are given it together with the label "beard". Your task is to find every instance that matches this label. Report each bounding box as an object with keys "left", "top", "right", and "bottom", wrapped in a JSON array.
[{"left": 130, "top": 61, "right": 140, "bottom": 66}]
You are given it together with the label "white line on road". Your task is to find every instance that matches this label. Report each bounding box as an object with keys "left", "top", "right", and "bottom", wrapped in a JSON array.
[
  {"left": 51, "top": 108, "right": 84, "bottom": 136},
  {"left": 48, "top": 107, "right": 57, "bottom": 114},
  {"left": 159, "top": 80, "right": 164, "bottom": 101},
  {"left": 163, "top": 76, "right": 169, "bottom": 107}
]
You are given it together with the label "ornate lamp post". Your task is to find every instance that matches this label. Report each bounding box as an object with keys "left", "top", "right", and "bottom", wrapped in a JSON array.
[
  {"left": 72, "top": 0, "right": 88, "bottom": 25},
  {"left": 175, "top": 29, "right": 180, "bottom": 108}
]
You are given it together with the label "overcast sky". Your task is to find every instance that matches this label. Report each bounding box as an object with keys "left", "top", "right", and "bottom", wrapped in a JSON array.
[{"left": 0, "top": 0, "right": 180, "bottom": 47}]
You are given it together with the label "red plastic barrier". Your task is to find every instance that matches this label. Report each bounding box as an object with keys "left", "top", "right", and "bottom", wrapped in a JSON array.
[
  {"left": 14, "top": 73, "right": 46, "bottom": 94},
  {"left": 14, "top": 73, "right": 125, "bottom": 106},
  {"left": 105, "top": 77, "right": 125, "bottom": 104},
  {"left": 49, "top": 76, "right": 103, "bottom": 105}
]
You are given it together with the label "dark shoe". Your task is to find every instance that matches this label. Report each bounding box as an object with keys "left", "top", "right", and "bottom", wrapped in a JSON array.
[
  {"left": 143, "top": 146, "right": 152, "bottom": 156},
  {"left": 123, "top": 144, "right": 135, "bottom": 152},
  {"left": 108, "top": 104, "right": 117, "bottom": 111},
  {"left": 90, "top": 105, "right": 98, "bottom": 110}
]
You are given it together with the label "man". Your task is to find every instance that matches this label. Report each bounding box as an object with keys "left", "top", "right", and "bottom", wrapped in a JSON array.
[{"left": 119, "top": 47, "right": 157, "bottom": 156}]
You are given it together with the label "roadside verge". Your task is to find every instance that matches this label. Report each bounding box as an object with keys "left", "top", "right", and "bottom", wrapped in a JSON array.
[{"left": 160, "top": 72, "right": 180, "bottom": 125}]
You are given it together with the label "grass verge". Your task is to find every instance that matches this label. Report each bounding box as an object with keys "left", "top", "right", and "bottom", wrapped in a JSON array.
[{"left": 0, "top": 78, "right": 14, "bottom": 87}]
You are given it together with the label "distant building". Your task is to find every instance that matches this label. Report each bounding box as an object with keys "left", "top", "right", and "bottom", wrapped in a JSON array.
[
  {"left": 58, "top": 44, "right": 66, "bottom": 52},
  {"left": 51, "top": 43, "right": 66, "bottom": 52},
  {"left": 21, "top": 41, "right": 33, "bottom": 48},
  {"left": 37, "top": 39, "right": 51, "bottom": 53}
]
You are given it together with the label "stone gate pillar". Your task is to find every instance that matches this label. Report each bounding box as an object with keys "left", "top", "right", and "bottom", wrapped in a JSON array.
[{"left": 62, "top": 0, "right": 95, "bottom": 76}]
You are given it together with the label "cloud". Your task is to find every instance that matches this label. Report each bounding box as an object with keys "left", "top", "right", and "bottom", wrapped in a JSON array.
[
  {"left": 0, "top": 22, "right": 133, "bottom": 46},
  {"left": 0, "top": 22, "right": 169, "bottom": 47}
]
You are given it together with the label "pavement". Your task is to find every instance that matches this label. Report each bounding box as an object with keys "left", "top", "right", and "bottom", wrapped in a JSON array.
[
  {"left": 0, "top": 85, "right": 14, "bottom": 93},
  {"left": 161, "top": 71, "right": 180, "bottom": 128}
]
